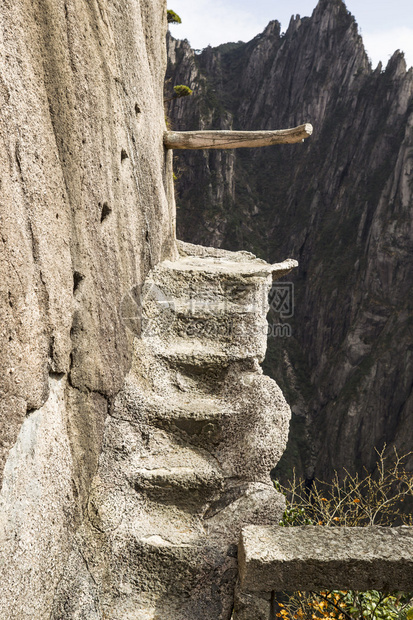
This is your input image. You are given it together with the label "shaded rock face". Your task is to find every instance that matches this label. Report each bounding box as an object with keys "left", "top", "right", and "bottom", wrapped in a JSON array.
[
  {"left": 0, "top": 0, "right": 175, "bottom": 616},
  {"left": 166, "top": 0, "right": 413, "bottom": 481}
]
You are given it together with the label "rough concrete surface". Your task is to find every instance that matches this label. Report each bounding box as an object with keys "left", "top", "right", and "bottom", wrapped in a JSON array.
[
  {"left": 239, "top": 525, "right": 413, "bottom": 592},
  {"left": 52, "top": 245, "right": 292, "bottom": 618}
]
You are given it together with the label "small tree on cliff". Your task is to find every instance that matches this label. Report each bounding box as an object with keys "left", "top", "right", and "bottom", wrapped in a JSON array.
[
  {"left": 167, "top": 9, "right": 182, "bottom": 24},
  {"left": 164, "top": 84, "right": 193, "bottom": 103}
]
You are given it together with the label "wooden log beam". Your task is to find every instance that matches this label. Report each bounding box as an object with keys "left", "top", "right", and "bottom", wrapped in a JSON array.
[{"left": 164, "top": 123, "right": 313, "bottom": 150}]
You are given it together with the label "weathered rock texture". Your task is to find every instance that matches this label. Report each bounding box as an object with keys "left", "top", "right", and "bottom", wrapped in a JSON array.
[
  {"left": 166, "top": 0, "right": 413, "bottom": 481},
  {"left": 0, "top": 0, "right": 175, "bottom": 616},
  {"left": 0, "top": 1, "right": 295, "bottom": 616},
  {"left": 51, "top": 241, "right": 291, "bottom": 618}
]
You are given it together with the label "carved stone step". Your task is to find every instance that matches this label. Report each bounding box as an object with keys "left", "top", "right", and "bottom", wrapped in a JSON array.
[
  {"left": 113, "top": 379, "right": 226, "bottom": 450},
  {"left": 156, "top": 254, "right": 297, "bottom": 278},
  {"left": 156, "top": 411, "right": 223, "bottom": 448},
  {"left": 141, "top": 255, "right": 277, "bottom": 362},
  {"left": 129, "top": 446, "right": 224, "bottom": 510},
  {"left": 143, "top": 312, "right": 269, "bottom": 363},
  {"left": 142, "top": 393, "right": 225, "bottom": 447},
  {"left": 155, "top": 340, "right": 266, "bottom": 364},
  {"left": 103, "top": 422, "right": 223, "bottom": 512},
  {"left": 113, "top": 349, "right": 290, "bottom": 485},
  {"left": 98, "top": 496, "right": 240, "bottom": 619},
  {"left": 61, "top": 243, "right": 295, "bottom": 619}
]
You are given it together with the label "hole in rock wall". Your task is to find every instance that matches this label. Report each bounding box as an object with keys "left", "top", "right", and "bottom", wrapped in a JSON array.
[
  {"left": 100, "top": 202, "right": 112, "bottom": 223},
  {"left": 73, "top": 271, "right": 84, "bottom": 294},
  {"left": 121, "top": 149, "right": 129, "bottom": 162}
]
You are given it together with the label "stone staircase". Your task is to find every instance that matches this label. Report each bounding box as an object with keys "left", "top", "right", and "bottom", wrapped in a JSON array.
[{"left": 52, "top": 242, "right": 295, "bottom": 620}]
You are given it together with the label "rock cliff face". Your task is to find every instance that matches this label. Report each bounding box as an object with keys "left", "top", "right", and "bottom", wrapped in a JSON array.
[
  {"left": 0, "top": 1, "right": 292, "bottom": 617},
  {"left": 0, "top": 0, "right": 175, "bottom": 616},
  {"left": 166, "top": 0, "right": 413, "bottom": 482}
]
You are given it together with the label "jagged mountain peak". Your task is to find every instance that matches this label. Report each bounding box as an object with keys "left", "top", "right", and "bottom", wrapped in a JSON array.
[
  {"left": 314, "top": 0, "right": 350, "bottom": 13},
  {"left": 262, "top": 19, "right": 281, "bottom": 38},
  {"left": 309, "top": 0, "right": 359, "bottom": 38},
  {"left": 279, "top": 0, "right": 355, "bottom": 41},
  {"left": 386, "top": 49, "right": 408, "bottom": 75},
  {"left": 286, "top": 13, "right": 304, "bottom": 32},
  {"left": 247, "top": 0, "right": 368, "bottom": 82},
  {"left": 166, "top": 6, "right": 413, "bottom": 481}
]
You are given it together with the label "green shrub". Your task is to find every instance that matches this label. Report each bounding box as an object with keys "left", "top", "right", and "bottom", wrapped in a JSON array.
[
  {"left": 173, "top": 84, "right": 193, "bottom": 98},
  {"left": 167, "top": 9, "right": 182, "bottom": 24}
]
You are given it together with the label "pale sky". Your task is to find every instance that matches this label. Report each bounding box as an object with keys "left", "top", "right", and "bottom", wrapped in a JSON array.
[{"left": 169, "top": 0, "right": 413, "bottom": 69}]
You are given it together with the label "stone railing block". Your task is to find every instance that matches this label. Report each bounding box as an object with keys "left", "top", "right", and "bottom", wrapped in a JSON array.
[{"left": 239, "top": 525, "right": 413, "bottom": 592}]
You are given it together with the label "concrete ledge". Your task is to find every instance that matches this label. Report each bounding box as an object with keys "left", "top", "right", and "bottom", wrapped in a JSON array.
[{"left": 239, "top": 525, "right": 413, "bottom": 592}]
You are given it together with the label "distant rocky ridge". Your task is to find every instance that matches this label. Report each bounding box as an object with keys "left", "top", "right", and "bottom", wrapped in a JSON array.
[{"left": 166, "top": 0, "right": 413, "bottom": 481}]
